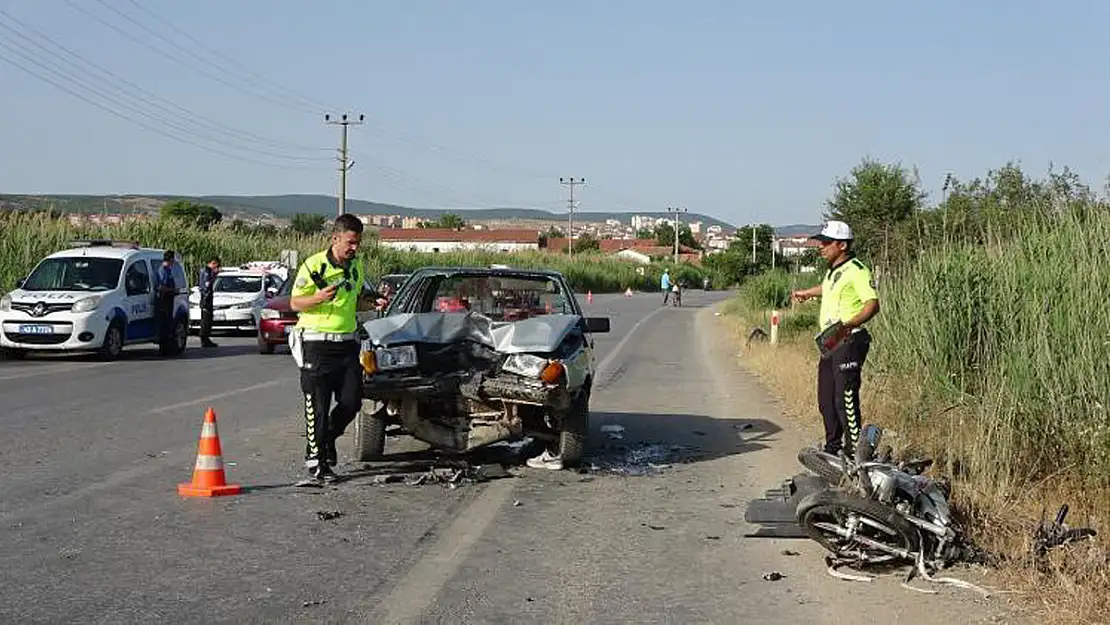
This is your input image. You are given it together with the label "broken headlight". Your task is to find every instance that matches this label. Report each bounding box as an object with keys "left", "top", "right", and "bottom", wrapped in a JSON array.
[
  {"left": 374, "top": 344, "right": 418, "bottom": 371},
  {"left": 501, "top": 353, "right": 548, "bottom": 378}
]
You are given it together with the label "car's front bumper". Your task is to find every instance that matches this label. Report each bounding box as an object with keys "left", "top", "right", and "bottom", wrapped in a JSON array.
[
  {"left": 0, "top": 312, "right": 109, "bottom": 351},
  {"left": 189, "top": 306, "right": 257, "bottom": 329}
]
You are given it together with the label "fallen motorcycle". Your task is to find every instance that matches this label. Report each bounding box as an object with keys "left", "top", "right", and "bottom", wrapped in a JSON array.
[{"left": 794, "top": 425, "right": 990, "bottom": 593}]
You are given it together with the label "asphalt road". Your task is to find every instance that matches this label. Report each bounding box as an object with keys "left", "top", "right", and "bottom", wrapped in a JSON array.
[{"left": 0, "top": 291, "right": 1022, "bottom": 624}]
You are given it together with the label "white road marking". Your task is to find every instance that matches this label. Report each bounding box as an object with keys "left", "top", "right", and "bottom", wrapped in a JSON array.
[
  {"left": 0, "top": 361, "right": 111, "bottom": 381},
  {"left": 149, "top": 378, "right": 291, "bottom": 414},
  {"left": 366, "top": 479, "right": 517, "bottom": 624}
]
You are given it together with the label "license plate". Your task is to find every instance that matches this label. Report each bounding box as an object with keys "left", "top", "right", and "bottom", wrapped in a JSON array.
[{"left": 18, "top": 324, "right": 53, "bottom": 334}]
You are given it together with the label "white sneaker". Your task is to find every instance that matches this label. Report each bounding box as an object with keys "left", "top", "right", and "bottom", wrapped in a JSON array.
[{"left": 526, "top": 450, "right": 564, "bottom": 470}]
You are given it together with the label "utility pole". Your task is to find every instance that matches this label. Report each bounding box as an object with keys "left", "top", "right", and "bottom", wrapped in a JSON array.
[
  {"left": 667, "top": 206, "right": 687, "bottom": 264},
  {"left": 751, "top": 224, "right": 757, "bottom": 263},
  {"left": 559, "top": 177, "right": 585, "bottom": 258},
  {"left": 325, "top": 113, "right": 365, "bottom": 217}
]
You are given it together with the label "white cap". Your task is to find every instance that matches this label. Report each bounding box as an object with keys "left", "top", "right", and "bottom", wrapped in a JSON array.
[{"left": 811, "top": 220, "right": 853, "bottom": 242}]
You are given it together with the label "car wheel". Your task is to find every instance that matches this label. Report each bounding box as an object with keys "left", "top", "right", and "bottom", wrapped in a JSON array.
[
  {"left": 160, "top": 318, "right": 187, "bottom": 358},
  {"left": 257, "top": 333, "right": 275, "bottom": 354},
  {"left": 352, "top": 403, "right": 388, "bottom": 461},
  {"left": 558, "top": 389, "right": 590, "bottom": 468},
  {"left": 99, "top": 322, "right": 124, "bottom": 361}
]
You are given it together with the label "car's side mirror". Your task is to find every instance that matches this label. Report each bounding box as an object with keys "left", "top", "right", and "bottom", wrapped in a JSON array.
[
  {"left": 14, "top": 277, "right": 25, "bottom": 289},
  {"left": 583, "top": 317, "right": 610, "bottom": 333},
  {"left": 265, "top": 287, "right": 277, "bottom": 298}
]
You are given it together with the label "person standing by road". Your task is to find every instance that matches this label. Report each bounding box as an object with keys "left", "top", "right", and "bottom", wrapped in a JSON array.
[
  {"left": 661, "top": 269, "right": 672, "bottom": 304},
  {"left": 154, "top": 250, "right": 177, "bottom": 346},
  {"left": 197, "top": 256, "right": 220, "bottom": 348},
  {"left": 791, "top": 220, "right": 880, "bottom": 458},
  {"left": 289, "top": 214, "right": 365, "bottom": 483}
]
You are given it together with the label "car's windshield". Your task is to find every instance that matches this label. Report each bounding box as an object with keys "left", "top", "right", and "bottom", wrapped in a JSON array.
[
  {"left": 213, "top": 275, "right": 262, "bottom": 294},
  {"left": 21, "top": 257, "right": 123, "bottom": 292},
  {"left": 426, "top": 274, "right": 573, "bottom": 321}
]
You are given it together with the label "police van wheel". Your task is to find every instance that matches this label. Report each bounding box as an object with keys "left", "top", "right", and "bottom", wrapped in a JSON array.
[
  {"left": 160, "top": 319, "right": 187, "bottom": 358},
  {"left": 352, "top": 404, "right": 387, "bottom": 461},
  {"left": 99, "top": 323, "right": 124, "bottom": 360}
]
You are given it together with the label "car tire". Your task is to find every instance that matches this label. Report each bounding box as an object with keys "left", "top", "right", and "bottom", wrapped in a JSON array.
[
  {"left": 99, "top": 322, "right": 124, "bottom": 361},
  {"left": 558, "top": 389, "right": 590, "bottom": 468},
  {"left": 352, "top": 403, "right": 387, "bottom": 461},
  {"left": 160, "top": 318, "right": 187, "bottom": 358},
  {"left": 257, "top": 333, "right": 275, "bottom": 354}
]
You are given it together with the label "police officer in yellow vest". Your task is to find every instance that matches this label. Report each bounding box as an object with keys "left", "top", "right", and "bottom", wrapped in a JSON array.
[
  {"left": 791, "top": 220, "right": 880, "bottom": 457},
  {"left": 289, "top": 214, "right": 365, "bottom": 483}
]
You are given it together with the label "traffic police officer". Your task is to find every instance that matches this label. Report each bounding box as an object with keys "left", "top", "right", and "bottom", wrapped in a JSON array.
[
  {"left": 289, "top": 214, "right": 365, "bottom": 483},
  {"left": 791, "top": 220, "right": 880, "bottom": 457}
]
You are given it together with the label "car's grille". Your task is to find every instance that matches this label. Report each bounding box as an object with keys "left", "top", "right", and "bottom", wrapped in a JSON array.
[{"left": 10, "top": 302, "right": 72, "bottom": 316}]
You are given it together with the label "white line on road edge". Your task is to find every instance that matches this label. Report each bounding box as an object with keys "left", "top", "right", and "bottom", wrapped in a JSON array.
[
  {"left": 366, "top": 299, "right": 667, "bottom": 623},
  {"left": 150, "top": 378, "right": 289, "bottom": 414},
  {"left": 366, "top": 479, "right": 517, "bottom": 624}
]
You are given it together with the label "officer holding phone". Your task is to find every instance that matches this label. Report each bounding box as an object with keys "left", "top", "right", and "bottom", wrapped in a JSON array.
[{"left": 289, "top": 214, "right": 365, "bottom": 483}]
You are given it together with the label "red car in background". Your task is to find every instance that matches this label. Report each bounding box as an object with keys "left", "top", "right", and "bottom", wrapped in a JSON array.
[{"left": 257, "top": 276, "right": 297, "bottom": 354}]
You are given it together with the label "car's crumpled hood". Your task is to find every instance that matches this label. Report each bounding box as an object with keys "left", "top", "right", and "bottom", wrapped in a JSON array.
[{"left": 362, "top": 311, "right": 580, "bottom": 354}]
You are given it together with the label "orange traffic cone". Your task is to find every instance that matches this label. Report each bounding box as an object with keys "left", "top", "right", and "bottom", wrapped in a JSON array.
[
  {"left": 587, "top": 290, "right": 593, "bottom": 304},
  {"left": 178, "top": 407, "right": 242, "bottom": 497}
]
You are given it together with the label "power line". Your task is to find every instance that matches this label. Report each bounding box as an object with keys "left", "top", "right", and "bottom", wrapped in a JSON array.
[
  {"left": 560, "top": 177, "right": 585, "bottom": 258},
  {"left": 667, "top": 206, "right": 688, "bottom": 264},
  {"left": 325, "top": 113, "right": 364, "bottom": 216},
  {"left": 61, "top": 0, "right": 320, "bottom": 116},
  {"left": 0, "top": 40, "right": 319, "bottom": 171},
  {"left": 120, "top": 0, "right": 331, "bottom": 113},
  {"left": 0, "top": 9, "right": 331, "bottom": 156}
]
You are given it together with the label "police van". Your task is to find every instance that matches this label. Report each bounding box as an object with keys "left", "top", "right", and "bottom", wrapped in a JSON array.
[{"left": 0, "top": 239, "right": 190, "bottom": 360}]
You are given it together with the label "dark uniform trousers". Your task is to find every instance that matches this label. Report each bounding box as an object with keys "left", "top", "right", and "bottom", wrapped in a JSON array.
[
  {"left": 817, "top": 328, "right": 871, "bottom": 455},
  {"left": 300, "top": 339, "right": 363, "bottom": 466}
]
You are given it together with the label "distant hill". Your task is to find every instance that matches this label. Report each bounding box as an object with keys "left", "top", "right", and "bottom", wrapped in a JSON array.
[
  {"left": 0, "top": 192, "right": 819, "bottom": 233},
  {"left": 774, "top": 223, "right": 821, "bottom": 236}
]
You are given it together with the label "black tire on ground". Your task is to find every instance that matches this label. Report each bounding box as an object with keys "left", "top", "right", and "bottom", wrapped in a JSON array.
[
  {"left": 795, "top": 488, "right": 921, "bottom": 563},
  {"left": 558, "top": 389, "right": 590, "bottom": 468},
  {"left": 160, "top": 318, "right": 188, "bottom": 358},
  {"left": 798, "top": 447, "right": 849, "bottom": 484},
  {"left": 99, "top": 322, "right": 124, "bottom": 361},
  {"left": 257, "top": 333, "right": 275, "bottom": 354},
  {"left": 352, "top": 403, "right": 388, "bottom": 461}
]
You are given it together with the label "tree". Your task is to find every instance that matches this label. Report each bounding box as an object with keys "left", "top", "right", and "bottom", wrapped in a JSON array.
[
  {"left": 419, "top": 213, "right": 466, "bottom": 230},
  {"left": 290, "top": 213, "right": 327, "bottom": 235},
  {"left": 542, "top": 226, "right": 565, "bottom": 238},
  {"left": 159, "top": 199, "right": 222, "bottom": 230},
  {"left": 572, "top": 232, "right": 600, "bottom": 253},
  {"left": 731, "top": 224, "right": 779, "bottom": 268},
  {"left": 635, "top": 227, "right": 654, "bottom": 239},
  {"left": 653, "top": 223, "right": 700, "bottom": 250},
  {"left": 825, "top": 158, "right": 926, "bottom": 267}
]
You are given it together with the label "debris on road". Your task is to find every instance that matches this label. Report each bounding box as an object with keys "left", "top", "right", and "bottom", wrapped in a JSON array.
[
  {"left": 316, "top": 510, "right": 343, "bottom": 521},
  {"left": 583, "top": 440, "right": 701, "bottom": 477},
  {"left": 762, "top": 571, "right": 784, "bottom": 581},
  {"left": 600, "top": 424, "right": 625, "bottom": 440},
  {"left": 643, "top": 523, "right": 666, "bottom": 530},
  {"left": 302, "top": 599, "right": 327, "bottom": 608},
  {"left": 368, "top": 463, "right": 515, "bottom": 489},
  {"left": 781, "top": 549, "right": 800, "bottom": 556}
]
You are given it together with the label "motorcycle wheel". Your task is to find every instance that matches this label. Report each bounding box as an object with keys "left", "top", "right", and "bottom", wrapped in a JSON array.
[
  {"left": 797, "top": 447, "right": 849, "bottom": 484},
  {"left": 795, "top": 489, "right": 920, "bottom": 566}
]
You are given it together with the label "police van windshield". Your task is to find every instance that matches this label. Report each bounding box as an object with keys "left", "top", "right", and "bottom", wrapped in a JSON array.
[
  {"left": 214, "top": 275, "right": 262, "bottom": 294},
  {"left": 22, "top": 257, "right": 123, "bottom": 292}
]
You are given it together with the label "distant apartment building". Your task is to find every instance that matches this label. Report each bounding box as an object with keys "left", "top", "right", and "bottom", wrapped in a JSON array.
[
  {"left": 66, "top": 212, "right": 149, "bottom": 226},
  {"left": 377, "top": 228, "right": 540, "bottom": 253},
  {"left": 775, "top": 235, "right": 821, "bottom": 257}
]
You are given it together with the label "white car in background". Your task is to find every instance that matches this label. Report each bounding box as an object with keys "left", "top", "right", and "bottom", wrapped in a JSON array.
[{"left": 189, "top": 264, "right": 286, "bottom": 335}]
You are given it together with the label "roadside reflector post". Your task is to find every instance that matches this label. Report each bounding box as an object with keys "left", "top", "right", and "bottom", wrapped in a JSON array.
[{"left": 770, "top": 309, "right": 779, "bottom": 345}]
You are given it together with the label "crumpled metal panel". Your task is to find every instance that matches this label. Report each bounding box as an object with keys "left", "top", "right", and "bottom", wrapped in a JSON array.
[{"left": 362, "top": 311, "right": 580, "bottom": 354}]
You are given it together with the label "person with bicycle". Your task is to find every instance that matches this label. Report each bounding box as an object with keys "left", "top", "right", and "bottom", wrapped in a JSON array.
[{"left": 791, "top": 220, "right": 879, "bottom": 457}]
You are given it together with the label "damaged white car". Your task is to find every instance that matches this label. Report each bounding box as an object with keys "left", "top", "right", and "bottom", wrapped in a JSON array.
[{"left": 351, "top": 266, "right": 610, "bottom": 468}]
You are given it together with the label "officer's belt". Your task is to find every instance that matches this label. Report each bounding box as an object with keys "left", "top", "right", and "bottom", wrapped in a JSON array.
[{"left": 300, "top": 330, "right": 358, "bottom": 342}]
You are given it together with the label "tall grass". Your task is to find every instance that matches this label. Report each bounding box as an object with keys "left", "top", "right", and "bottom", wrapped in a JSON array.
[
  {"left": 871, "top": 207, "right": 1110, "bottom": 489},
  {"left": 0, "top": 212, "right": 707, "bottom": 294}
]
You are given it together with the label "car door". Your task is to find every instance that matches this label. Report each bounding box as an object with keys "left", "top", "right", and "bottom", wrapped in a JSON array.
[{"left": 122, "top": 258, "right": 156, "bottom": 342}]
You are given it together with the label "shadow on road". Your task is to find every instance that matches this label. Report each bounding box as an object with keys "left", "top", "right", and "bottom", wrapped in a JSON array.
[{"left": 5, "top": 342, "right": 263, "bottom": 362}]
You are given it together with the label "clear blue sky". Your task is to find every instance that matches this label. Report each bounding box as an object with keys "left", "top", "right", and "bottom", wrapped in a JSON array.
[{"left": 2, "top": 0, "right": 1108, "bottom": 227}]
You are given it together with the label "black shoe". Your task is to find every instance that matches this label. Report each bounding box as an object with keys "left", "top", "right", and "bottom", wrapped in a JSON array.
[
  {"left": 324, "top": 440, "right": 338, "bottom": 467},
  {"left": 312, "top": 463, "right": 339, "bottom": 483},
  {"left": 201, "top": 340, "right": 218, "bottom": 348}
]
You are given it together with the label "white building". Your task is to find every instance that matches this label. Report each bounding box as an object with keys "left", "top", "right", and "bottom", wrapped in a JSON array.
[{"left": 376, "top": 228, "right": 540, "bottom": 253}]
